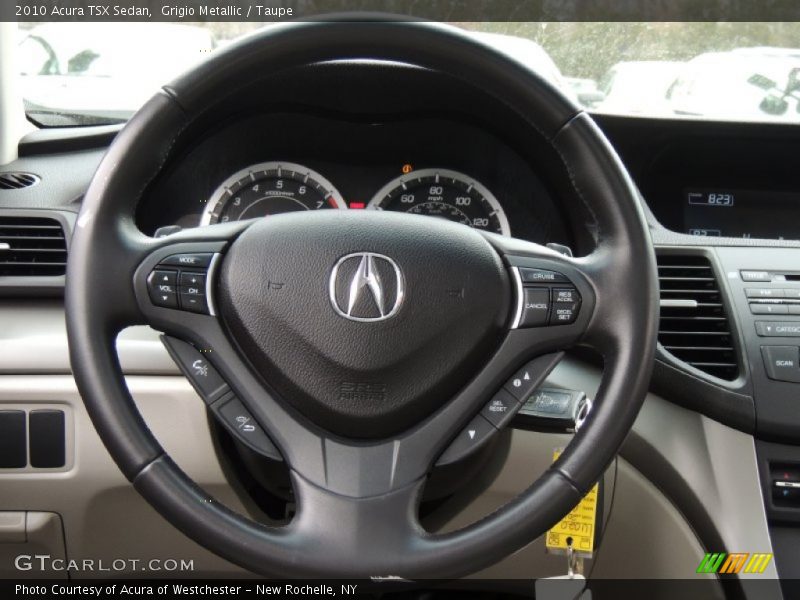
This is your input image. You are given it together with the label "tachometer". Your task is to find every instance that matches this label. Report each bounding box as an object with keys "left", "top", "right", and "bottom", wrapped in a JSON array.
[
  {"left": 200, "top": 162, "right": 345, "bottom": 225},
  {"left": 367, "top": 168, "right": 510, "bottom": 235}
]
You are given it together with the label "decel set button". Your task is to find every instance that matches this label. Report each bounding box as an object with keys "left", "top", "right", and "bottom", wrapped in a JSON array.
[{"left": 551, "top": 287, "right": 581, "bottom": 325}]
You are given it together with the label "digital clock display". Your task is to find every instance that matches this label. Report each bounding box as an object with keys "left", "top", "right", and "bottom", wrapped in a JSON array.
[{"left": 684, "top": 189, "right": 800, "bottom": 240}]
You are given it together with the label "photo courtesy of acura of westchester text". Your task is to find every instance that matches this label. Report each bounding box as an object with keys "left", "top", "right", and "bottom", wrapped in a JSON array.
[
  {"left": 15, "top": 583, "right": 359, "bottom": 596},
  {"left": 2, "top": 0, "right": 800, "bottom": 598}
]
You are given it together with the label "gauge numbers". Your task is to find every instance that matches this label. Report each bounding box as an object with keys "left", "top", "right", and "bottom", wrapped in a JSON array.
[
  {"left": 201, "top": 162, "right": 346, "bottom": 225},
  {"left": 367, "top": 168, "right": 510, "bottom": 236}
]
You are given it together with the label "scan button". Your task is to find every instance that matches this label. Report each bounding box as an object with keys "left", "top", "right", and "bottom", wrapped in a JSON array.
[{"left": 761, "top": 346, "right": 800, "bottom": 383}]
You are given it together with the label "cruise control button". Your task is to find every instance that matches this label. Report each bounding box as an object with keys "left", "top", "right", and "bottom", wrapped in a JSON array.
[
  {"left": 161, "top": 336, "right": 229, "bottom": 403},
  {"left": 761, "top": 346, "right": 800, "bottom": 383},
  {"left": 180, "top": 272, "right": 207, "bottom": 288},
  {"left": 216, "top": 397, "right": 282, "bottom": 461},
  {"left": 160, "top": 253, "right": 213, "bottom": 268},
  {"left": 553, "top": 288, "right": 579, "bottom": 303},
  {"left": 550, "top": 303, "right": 580, "bottom": 324},
  {"left": 520, "top": 288, "right": 550, "bottom": 327},
  {"left": 504, "top": 362, "right": 542, "bottom": 401},
  {"left": 180, "top": 292, "right": 209, "bottom": 314},
  {"left": 435, "top": 414, "right": 495, "bottom": 466},
  {"left": 480, "top": 389, "right": 520, "bottom": 428},
  {"left": 519, "top": 268, "right": 568, "bottom": 284}
]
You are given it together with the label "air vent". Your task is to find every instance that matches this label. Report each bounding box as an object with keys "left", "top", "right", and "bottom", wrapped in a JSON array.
[
  {"left": 0, "top": 172, "right": 39, "bottom": 190},
  {"left": 0, "top": 216, "right": 67, "bottom": 277},
  {"left": 657, "top": 254, "right": 739, "bottom": 381}
]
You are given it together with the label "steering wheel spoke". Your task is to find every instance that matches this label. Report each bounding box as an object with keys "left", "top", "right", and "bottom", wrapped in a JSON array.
[{"left": 132, "top": 222, "right": 250, "bottom": 330}]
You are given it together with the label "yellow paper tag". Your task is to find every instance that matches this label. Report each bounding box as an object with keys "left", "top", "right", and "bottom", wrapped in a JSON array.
[{"left": 545, "top": 449, "right": 598, "bottom": 557}]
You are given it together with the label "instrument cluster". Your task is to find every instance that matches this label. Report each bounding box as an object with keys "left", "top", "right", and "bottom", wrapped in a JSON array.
[
  {"left": 139, "top": 112, "right": 570, "bottom": 246},
  {"left": 201, "top": 162, "right": 510, "bottom": 236}
]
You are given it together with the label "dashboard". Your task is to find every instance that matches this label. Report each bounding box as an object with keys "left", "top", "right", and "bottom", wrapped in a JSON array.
[
  {"left": 3, "top": 58, "right": 800, "bottom": 587},
  {"left": 137, "top": 112, "right": 571, "bottom": 246},
  {"left": 606, "top": 122, "right": 800, "bottom": 242},
  {"left": 683, "top": 188, "right": 800, "bottom": 240}
]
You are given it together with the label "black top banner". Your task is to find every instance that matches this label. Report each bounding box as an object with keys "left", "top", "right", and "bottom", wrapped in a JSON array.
[{"left": 5, "top": 0, "right": 800, "bottom": 22}]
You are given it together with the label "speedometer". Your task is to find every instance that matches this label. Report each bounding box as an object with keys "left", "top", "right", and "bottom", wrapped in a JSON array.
[
  {"left": 200, "top": 162, "right": 346, "bottom": 225},
  {"left": 367, "top": 168, "right": 510, "bottom": 236}
]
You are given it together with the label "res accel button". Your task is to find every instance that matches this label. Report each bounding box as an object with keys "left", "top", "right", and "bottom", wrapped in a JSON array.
[
  {"left": 550, "top": 287, "right": 581, "bottom": 325},
  {"left": 520, "top": 288, "right": 550, "bottom": 327},
  {"left": 553, "top": 288, "right": 579, "bottom": 304}
]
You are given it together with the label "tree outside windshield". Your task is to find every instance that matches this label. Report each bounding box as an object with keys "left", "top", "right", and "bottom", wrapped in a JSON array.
[{"left": 16, "top": 21, "right": 800, "bottom": 126}]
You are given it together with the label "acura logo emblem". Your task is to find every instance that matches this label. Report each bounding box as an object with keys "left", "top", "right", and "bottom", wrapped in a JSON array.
[{"left": 329, "top": 253, "right": 405, "bottom": 322}]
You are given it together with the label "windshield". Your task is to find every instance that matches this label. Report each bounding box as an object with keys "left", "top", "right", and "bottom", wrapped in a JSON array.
[{"left": 15, "top": 21, "right": 800, "bottom": 126}]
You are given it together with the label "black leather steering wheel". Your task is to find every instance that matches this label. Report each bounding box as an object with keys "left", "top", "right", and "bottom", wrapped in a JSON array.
[{"left": 65, "top": 20, "right": 658, "bottom": 578}]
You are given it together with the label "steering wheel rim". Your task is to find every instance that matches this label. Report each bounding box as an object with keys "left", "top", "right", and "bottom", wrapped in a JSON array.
[{"left": 65, "top": 20, "right": 659, "bottom": 578}]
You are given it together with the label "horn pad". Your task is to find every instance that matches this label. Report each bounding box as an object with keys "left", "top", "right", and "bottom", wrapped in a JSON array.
[{"left": 217, "top": 210, "right": 510, "bottom": 439}]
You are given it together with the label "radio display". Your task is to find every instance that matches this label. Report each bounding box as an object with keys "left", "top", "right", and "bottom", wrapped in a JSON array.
[{"left": 684, "top": 189, "right": 800, "bottom": 240}]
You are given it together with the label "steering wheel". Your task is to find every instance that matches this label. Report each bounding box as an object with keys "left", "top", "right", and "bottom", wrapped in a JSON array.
[{"left": 65, "top": 20, "right": 658, "bottom": 578}]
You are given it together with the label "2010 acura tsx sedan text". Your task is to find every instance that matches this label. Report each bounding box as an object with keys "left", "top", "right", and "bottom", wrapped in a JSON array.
[{"left": 0, "top": 6, "right": 799, "bottom": 600}]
